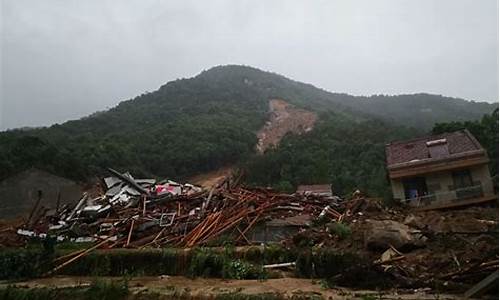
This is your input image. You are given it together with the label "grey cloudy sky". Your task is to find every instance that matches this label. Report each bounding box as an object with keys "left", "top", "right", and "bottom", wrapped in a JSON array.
[{"left": 1, "top": 0, "right": 498, "bottom": 130}]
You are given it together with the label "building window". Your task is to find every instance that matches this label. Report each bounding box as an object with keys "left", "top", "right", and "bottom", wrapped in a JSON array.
[
  {"left": 452, "top": 169, "right": 482, "bottom": 200},
  {"left": 452, "top": 170, "right": 473, "bottom": 188},
  {"left": 402, "top": 177, "right": 428, "bottom": 199}
]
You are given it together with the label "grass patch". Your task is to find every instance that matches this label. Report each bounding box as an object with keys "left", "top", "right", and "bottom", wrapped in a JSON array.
[
  {"left": 86, "top": 278, "right": 129, "bottom": 300},
  {"left": 327, "top": 223, "right": 351, "bottom": 240},
  {"left": 0, "top": 285, "right": 61, "bottom": 300},
  {"left": 0, "top": 248, "right": 53, "bottom": 280},
  {"left": 188, "top": 248, "right": 266, "bottom": 279},
  {"left": 0, "top": 279, "right": 128, "bottom": 300}
]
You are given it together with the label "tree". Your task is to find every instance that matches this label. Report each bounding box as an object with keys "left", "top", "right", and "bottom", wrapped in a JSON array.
[{"left": 433, "top": 109, "right": 498, "bottom": 176}]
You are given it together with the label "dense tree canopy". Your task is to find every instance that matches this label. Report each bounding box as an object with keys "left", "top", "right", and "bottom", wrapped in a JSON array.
[
  {"left": 242, "top": 112, "right": 418, "bottom": 197},
  {"left": 0, "top": 65, "right": 496, "bottom": 185},
  {"left": 432, "top": 109, "right": 499, "bottom": 176}
]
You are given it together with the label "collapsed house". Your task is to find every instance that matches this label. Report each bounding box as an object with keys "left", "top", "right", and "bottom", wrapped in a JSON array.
[
  {"left": 1, "top": 167, "right": 497, "bottom": 294},
  {"left": 12, "top": 168, "right": 338, "bottom": 247},
  {"left": 385, "top": 129, "right": 497, "bottom": 210}
]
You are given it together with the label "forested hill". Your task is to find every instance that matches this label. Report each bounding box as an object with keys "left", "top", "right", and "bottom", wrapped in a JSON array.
[
  {"left": 0, "top": 65, "right": 497, "bottom": 189},
  {"left": 194, "top": 66, "right": 496, "bottom": 128}
]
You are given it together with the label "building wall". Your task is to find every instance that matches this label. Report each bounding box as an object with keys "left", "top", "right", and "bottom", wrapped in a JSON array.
[
  {"left": 391, "top": 163, "right": 494, "bottom": 204},
  {"left": 390, "top": 179, "right": 405, "bottom": 201},
  {"left": 425, "top": 170, "right": 455, "bottom": 202},
  {"left": 391, "top": 171, "right": 456, "bottom": 203},
  {"left": 470, "top": 164, "right": 494, "bottom": 194}
]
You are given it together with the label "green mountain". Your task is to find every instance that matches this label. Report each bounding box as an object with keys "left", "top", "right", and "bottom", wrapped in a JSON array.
[{"left": 0, "top": 65, "right": 497, "bottom": 196}]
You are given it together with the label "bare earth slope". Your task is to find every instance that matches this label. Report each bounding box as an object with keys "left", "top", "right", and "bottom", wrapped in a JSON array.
[
  {"left": 189, "top": 99, "right": 317, "bottom": 188},
  {"left": 256, "top": 99, "right": 317, "bottom": 154}
]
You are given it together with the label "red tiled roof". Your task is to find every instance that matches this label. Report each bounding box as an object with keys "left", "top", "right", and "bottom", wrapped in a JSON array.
[{"left": 385, "top": 130, "right": 483, "bottom": 167}]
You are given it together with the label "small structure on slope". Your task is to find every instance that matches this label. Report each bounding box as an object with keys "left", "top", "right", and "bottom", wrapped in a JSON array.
[{"left": 385, "top": 129, "right": 496, "bottom": 210}]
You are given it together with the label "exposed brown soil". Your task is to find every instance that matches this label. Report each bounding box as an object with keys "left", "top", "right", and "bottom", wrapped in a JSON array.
[
  {"left": 5, "top": 276, "right": 462, "bottom": 299},
  {"left": 0, "top": 217, "right": 26, "bottom": 248},
  {"left": 187, "top": 166, "right": 234, "bottom": 189},
  {"left": 288, "top": 202, "right": 498, "bottom": 289},
  {"left": 256, "top": 99, "right": 317, "bottom": 154},
  {"left": 187, "top": 99, "right": 316, "bottom": 188}
]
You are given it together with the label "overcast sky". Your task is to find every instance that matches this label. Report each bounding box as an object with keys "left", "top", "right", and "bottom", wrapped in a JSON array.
[{"left": 1, "top": 0, "right": 498, "bottom": 130}]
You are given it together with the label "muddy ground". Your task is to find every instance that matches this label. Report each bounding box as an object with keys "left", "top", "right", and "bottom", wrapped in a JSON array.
[{"left": 2, "top": 276, "right": 466, "bottom": 300}]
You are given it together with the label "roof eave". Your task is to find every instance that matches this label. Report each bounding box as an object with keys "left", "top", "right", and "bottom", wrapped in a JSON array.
[{"left": 387, "top": 151, "right": 490, "bottom": 179}]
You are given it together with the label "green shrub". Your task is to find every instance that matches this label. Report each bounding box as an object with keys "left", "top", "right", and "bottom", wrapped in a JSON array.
[
  {"left": 62, "top": 248, "right": 183, "bottom": 276},
  {"left": 292, "top": 232, "right": 313, "bottom": 248},
  {"left": 0, "top": 285, "right": 57, "bottom": 300},
  {"left": 328, "top": 223, "right": 351, "bottom": 240},
  {"left": 0, "top": 249, "right": 53, "bottom": 279},
  {"left": 0, "top": 280, "right": 129, "bottom": 300},
  {"left": 262, "top": 244, "right": 294, "bottom": 264},
  {"left": 295, "top": 249, "right": 360, "bottom": 278},
  {"left": 86, "top": 278, "right": 129, "bottom": 300},
  {"left": 242, "top": 246, "right": 263, "bottom": 262},
  {"left": 272, "top": 181, "right": 294, "bottom": 193},
  {"left": 360, "top": 294, "right": 378, "bottom": 300},
  {"left": 188, "top": 248, "right": 225, "bottom": 278},
  {"left": 188, "top": 248, "right": 266, "bottom": 279},
  {"left": 223, "top": 259, "right": 265, "bottom": 279}
]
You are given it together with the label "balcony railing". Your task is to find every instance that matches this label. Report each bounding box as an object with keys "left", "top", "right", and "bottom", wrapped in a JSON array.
[{"left": 403, "top": 180, "right": 495, "bottom": 208}]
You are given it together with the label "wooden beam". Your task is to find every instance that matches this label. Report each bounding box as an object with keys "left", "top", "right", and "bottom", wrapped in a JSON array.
[
  {"left": 45, "top": 238, "right": 111, "bottom": 276},
  {"left": 27, "top": 190, "right": 43, "bottom": 228},
  {"left": 464, "top": 270, "right": 499, "bottom": 299},
  {"left": 126, "top": 219, "right": 135, "bottom": 247},
  {"left": 263, "top": 262, "right": 296, "bottom": 269},
  {"left": 236, "top": 226, "right": 251, "bottom": 244}
]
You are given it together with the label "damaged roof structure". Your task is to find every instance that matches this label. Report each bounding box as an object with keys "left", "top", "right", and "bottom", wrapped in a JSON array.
[
  {"left": 11, "top": 168, "right": 341, "bottom": 249},
  {"left": 385, "top": 129, "right": 497, "bottom": 210}
]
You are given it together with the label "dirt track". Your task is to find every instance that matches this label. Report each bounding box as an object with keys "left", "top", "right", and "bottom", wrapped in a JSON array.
[{"left": 4, "top": 276, "right": 462, "bottom": 299}]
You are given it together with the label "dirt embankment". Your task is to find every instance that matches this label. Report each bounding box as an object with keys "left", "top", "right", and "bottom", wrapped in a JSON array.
[{"left": 256, "top": 99, "right": 317, "bottom": 154}]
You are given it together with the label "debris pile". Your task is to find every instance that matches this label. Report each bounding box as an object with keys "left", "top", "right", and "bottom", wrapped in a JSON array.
[
  {"left": 0, "top": 169, "right": 497, "bottom": 291},
  {"left": 11, "top": 169, "right": 337, "bottom": 249},
  {"left": 309, "top": 200, "right": 498, "bottom": 289},
  {"left": 371, "top": 208, "right": 499, "bottom": 288}
]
